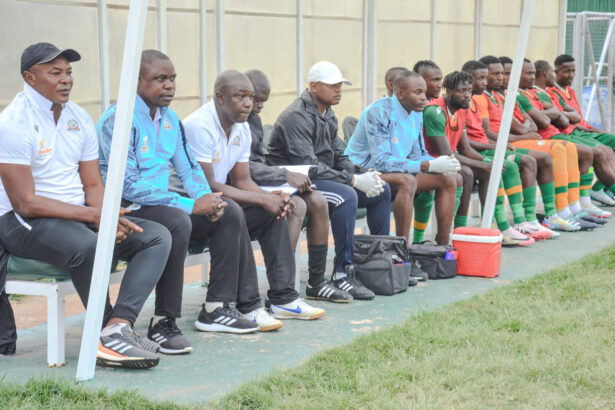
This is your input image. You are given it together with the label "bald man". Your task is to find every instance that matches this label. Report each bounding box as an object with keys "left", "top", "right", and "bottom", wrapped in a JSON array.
[
  {"left": 184, "top": 69, "right": 326, "bottom": 321},
  {"left": 99, "top": 51, "right": 273, "bottom": 349},
  {"left": 244, "top": 69, "right": 350, "bottom": 303}
]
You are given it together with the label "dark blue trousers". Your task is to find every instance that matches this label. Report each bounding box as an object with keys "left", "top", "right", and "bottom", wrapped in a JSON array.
[{"left": 312, "top": 179, "right": 391, "bottom": 273}]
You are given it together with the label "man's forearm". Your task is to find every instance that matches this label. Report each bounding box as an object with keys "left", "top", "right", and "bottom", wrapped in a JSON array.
[
  {"left": 209, "top": 180, "right": 268, "bottom": 207},
  {"left": 455, "top": 154, "right": 485, "bottom": 169},
  {"left": 14, "top": 195, "right": 97, "bottom": 224}
]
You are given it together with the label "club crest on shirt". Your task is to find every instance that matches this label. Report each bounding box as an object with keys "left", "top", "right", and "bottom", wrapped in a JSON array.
[
  {"left": 38, "top": 138, "right": 53, "bottom": 156},
  {"left": 436, "top": 107, "right": 443, "bottom": 115},
  {"left": 232, "top": 136, "right": 241, "bottom": 146},
  {"left": 163, "top": 119, "right": 173, "bottom": 130},
  {"left": 213, "top": 150, "right": 222, "bottom": 163},
  {"left": 392, "top": 136, "right": 398, "bottom": 144},
  {"left": 67, "top": 119, "right": 80, "bottom": 131},
  {"left": 141, "top": 136, "right": 149, "bottom": 153}
]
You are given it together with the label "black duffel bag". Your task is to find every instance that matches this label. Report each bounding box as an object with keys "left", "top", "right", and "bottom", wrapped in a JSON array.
[
  {"left": 352, "top": 235, "right": 410, "bottom": 295},
  {"left": 408, "top": 243, "right": 457, "bottom": 280}
]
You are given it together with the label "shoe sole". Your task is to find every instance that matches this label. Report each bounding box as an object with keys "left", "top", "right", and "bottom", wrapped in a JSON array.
[
  {"left": 590, "top": 197, "right": 615, "bottom": 207},
  {"left": 194, "top": 321, "right": 258, "bottom": 334},
  {"left": 351, "top": 295, "right": 376, "bottom": 300},
  {"left": 271, "top": 310, "right": 326, "bottom": 320},
  {"left": 96, "top": 352, "right": 159, "bottom": 369},
  {"left": 258, "top": 322, "right": 284, "bottom": 332},
  {"left": 306, "top": 295, "right": 353, "bottom": 303},
  {"left": 158, "top": 346, "right": 193, "bottom": 355}
]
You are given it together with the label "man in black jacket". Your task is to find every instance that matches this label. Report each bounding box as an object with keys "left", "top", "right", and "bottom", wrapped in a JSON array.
[
  {"left": 245, "top": 69, "right": 351, "bottom": 303},
  {"left": 267, "top": 61, "right": 392, "bottom": 301}
]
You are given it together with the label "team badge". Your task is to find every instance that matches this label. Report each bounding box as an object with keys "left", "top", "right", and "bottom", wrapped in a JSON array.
[
  {"left": 213, "top": 150, "right": 222, "bottom": 163},
  {"left": 38, "top": 138, "right": 53, "bottom": 156},
  {"left": 141, "top": 136, "right": 149, "bottom": 153},
  {"left": 163, "top": 119, "right": 173, "bottom": 130},
  {"left": 392, "top": 136, "right": 398, "bottom": 144},
  {"left": 233, "top": 136, "right": 241, "bottom": 146},
  {"left": 67, "top": 119, "right": 80, "bottom": 131}
]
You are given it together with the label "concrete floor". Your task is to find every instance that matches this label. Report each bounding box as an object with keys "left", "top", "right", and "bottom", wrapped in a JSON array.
[{"left": 2, "top": 215, "right": 615, "bottom": 404}]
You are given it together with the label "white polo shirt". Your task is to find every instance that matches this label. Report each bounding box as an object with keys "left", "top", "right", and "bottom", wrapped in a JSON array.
[
  {"left": 183, "top": 101, "right": 251, "bottom": 184},
  {"left": 0, "top": 83, "right": 99, "bottom": 215}
]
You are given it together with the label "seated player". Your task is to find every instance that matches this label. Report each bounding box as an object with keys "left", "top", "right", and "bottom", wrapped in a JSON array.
[
  {"left": 462, "top": 60, "right": 552, "bottom": 240},
  {"left": 99, "top": 51, "right": 277, "bottom": 339},
  {"left": 423, "top": 71, "right": 534, "bottom": 246},
  {"left": 533, "top": 59, "right": 611, "bottom": 218},
  {"left": 479, "top": 55, "right": 570, "bottom": 234},
  {"left": 267, "top": 61, "right": 392, "bottom": 301},
  {"left": 184, "top": 70, "right": 326, "bottom": 319},
  {"left": 244, "top": 69, "right": 351, "bottom": 303},
  {"left": 346, "top": 70, "right": 459, "bottom": 244},
  {"left": 549, "top": 54, "right": 615, "bottom": 207},
  {"left": 384, "top": 66, "right": 407, "bottom": 97},
  {"left": 498, "top": 56, "right": 513, "bottom": 95},
  {"left": 516, "top": 59, "right": 610, "bottom": 229},
  {"left": 0, "top": 43, "right": 172, "bottom": 369}
]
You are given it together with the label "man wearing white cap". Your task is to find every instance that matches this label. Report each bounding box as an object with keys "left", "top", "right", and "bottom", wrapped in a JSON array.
[{"left": 267, "top": 61, "right": 392, "bottom": 301}]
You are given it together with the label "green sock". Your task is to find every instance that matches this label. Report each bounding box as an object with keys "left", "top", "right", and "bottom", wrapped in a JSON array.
[
  {"left": 413, "top": 191, "right": 435, "bottom": 243},
  {"left": 592, "top": 181, "right": 605, "bottom": 191},
  {"left": 608, "top": 183, "right": 615, "bottom": 195},
  {"left": 522, "top": 185, "right": 537, "bottom": 221},
  {"left": 539, "top": 181, "right": 557, "bottom": 217},
  {"left": 454, "top": 215, "right": 468, "bottom": 228},
  {"left": 580, "top": 172, "right": 594, "bottom": 198},
  {"left": 502, "top": 160, "right": 525, "bottom": 224},
  {"left": 494, "top": 187, "right": 510, "bottom": 231},
  {"left": 454, "top": 186, "right": 463, "bottom": 215}
]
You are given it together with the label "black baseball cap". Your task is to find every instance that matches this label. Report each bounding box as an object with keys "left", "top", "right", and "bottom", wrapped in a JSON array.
[{"left": 20, "top": 42, "right": 81, "bottom": 75}]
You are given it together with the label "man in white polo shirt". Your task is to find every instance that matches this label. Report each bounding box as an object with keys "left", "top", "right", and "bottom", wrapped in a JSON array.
[
  {"left": 184, "top": 70, "right": 325, "bottom": 321},
  {"left": 0, "top": 43, "right": 172, "bottom": 369}
]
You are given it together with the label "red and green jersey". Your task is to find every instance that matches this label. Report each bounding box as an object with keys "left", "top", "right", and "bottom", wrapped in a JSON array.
[
  {"left": 423, "top": 96, "right": 467, "bottom": 156},
  {"left": 516, "top": 88, "right": 560, "bottom": 139},
  {"left": 547, "top": 84, "right": 590, "bottom": 128},
  {"left": 484, "top": 90, "right": 503, "bottom": 132},
  {"left": 466, "top": 94, "right": 490, "bottom": 144},
  {"left": 533, "top": 86, "right": 575, "bottom": 135}
]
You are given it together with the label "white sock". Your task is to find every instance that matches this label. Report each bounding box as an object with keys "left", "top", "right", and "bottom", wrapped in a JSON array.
[
  {"left": 569, "top": 201, "right": 582, "bottom": 214},
  {"left": 205, "top": 302, "right": 224, "bottom": 313},
  {"left": 580, "top": 196, "right": 592, "bottom": 207},
  {"left": 101, "top": 322, "right": 127, "bottom": 337},
  {"left": 333, "top": 272, "right": 347, "bottom": 280},
  {"left": 558, "top": 207, "right": 571, "bottom": 219},
  {"left": 153, "top": 315, "right": 166, "bottom": 324}
]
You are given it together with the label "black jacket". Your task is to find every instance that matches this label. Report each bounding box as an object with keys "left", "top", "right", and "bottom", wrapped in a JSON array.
[
  {"left": 248, "top": 113, "right": 288, "bottom": 186},
  {"left": 267, "top": 89, "right": 365, "bottom": 184}
]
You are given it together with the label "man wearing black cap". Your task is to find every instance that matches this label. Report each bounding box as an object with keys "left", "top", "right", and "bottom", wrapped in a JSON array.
[{"left": 0, "top": 43, "right": 173, "bottom": 369}]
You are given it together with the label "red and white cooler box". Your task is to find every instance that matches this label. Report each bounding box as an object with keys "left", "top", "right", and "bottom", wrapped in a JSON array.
[{"left": 450, "top": 227, "right": 502, "bottom": 278}]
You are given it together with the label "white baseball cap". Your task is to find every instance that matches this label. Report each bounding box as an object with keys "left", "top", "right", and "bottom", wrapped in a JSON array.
[{"left": 307, "top": 61, "right": 352, "bottom": 85}]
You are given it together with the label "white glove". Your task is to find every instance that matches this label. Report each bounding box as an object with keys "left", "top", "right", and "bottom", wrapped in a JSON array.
[
  {"left": 352, "top": 171, "right": 382, "bottom": 196},
  {"left": 428, "top": 155, "right": 461, "bottom": 174}
]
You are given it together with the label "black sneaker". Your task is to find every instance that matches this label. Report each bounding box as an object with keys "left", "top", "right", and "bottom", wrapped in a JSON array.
[
  {"left": 410, "top": 262, "right": 428, "bottom": 281},
  {"left": 194, "top": 304, "right": 258, "bottom": 334},
  {"left": 331, "top": 265, "right": 375, "bottom": 301},
  {"left": 148, "top": 318, "right": 193, "bottom": 355},
  {"left": 97, "top": 324, "right": 159, "bottom": 369},
  {"left": 408, "top": 276, "right": 418, "bottom": 287},
  {"left": 306, "top": 280, "right": 353, "bottom": 303}
]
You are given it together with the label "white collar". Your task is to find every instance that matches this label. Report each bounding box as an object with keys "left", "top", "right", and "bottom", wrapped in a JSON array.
[
  {"left": 23, "top": 82, "right": 59, "bottom": 112},
  {"left": 211, "top": 101, "right": 239, "bottom": 141}
]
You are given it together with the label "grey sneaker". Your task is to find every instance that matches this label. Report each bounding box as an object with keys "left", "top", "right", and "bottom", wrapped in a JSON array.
[
  {"left": 148, "top": 318, "right": 193, "bottom": 355},
  {"left": 97, "top": 324, "right": 160, "bottom": 369}
]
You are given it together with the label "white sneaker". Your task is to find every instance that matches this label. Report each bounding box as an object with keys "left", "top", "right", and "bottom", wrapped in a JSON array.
[
  {"left": 529, "top": 220, "right": 559, "bottom": 239},
  {"left": 590, "top": 190, "right": 615, "bottom": 206},
  {"left": 581, "top": 203, "right": 611, "bottom": 218},
  {"left": 269, "top": 298, "right": 326, "bottom": 320},
  {"left": 241, "top": 307, "right": 283, "bottom": 332}
]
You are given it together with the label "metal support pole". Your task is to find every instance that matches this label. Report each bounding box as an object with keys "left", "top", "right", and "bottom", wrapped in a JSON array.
[
  {"left": 585, "top": 18, "right": 615, "bottom": 120},
  {"left": 361, "top": 0, "right": 377, "bottom": 108},
  {"left": 481, "top": 0, "right": 535, "bottom": 228},
  {"left": 557, "top": 0, "right": 568, "bottom": 55},
  {"left": 216, "top": 0, "right": 226, "bottom": 73},
  {"left": 76, "top": 0, "right": 148, "bottom": 382},
  {"left": 158, "top": 0, "right": 167, "bottom": 53},
  {"left": 296, "top": 0, "right": 304, "bottom": 97},
  {"left": 97, "top": 0, "right": 110, "bottom": 112},
  {"left": 608, "top": 24, "right": 615, "bottom": 133},
  {"left": 430, "top": 0, "right": 437, "bottom": 61},
  {"left": 584, "top": 26, "right": 607, "bottom": 129},
  {"left": 474, "top": 0, "right": 483, "bottom": 60},
  {"left": 571, "top": 13, "right": 585, "bottom": 99},
  {"left": 199, "top": 0, "right": 207, "bottom": 105}
]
